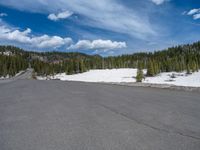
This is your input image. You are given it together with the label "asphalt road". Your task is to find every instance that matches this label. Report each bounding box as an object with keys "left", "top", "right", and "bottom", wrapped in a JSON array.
[
  {"left": 0, "top": 79, "right": 200, "bottom": 150},
  {"left": 0, "top": 68, "right": 33, "bottom": 84}
]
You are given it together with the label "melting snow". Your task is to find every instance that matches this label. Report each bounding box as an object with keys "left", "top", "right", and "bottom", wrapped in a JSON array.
[{"left": 37, "top": 69, "right": 200, "bottom": 87}]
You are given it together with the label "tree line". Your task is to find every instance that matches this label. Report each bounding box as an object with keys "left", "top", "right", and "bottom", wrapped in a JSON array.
[
  {"left": 0, "top": 54, "right": 28, "bottom": 77},
  {"left": 1, "top": 41, "right": 200, "bottom": 77}
]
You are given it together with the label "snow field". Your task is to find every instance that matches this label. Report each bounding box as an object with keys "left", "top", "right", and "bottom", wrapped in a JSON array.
[{"left": 37, "top": 69, "right": 200, "bottom": 87}]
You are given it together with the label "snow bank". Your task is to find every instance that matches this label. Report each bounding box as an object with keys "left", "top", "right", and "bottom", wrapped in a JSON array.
[
  {"left": 37, "top": 69, "right": 200, "bottom": 87},
  {"left": 144, "top": 71, "right": 200, "bottom": 87},
  {"left": 0, "top": 75, "right": 9, "bottom": 80}
]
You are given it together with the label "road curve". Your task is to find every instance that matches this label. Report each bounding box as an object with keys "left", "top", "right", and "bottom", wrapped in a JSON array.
[
  {"left": 0, "top": 68, "right": 33, "bottom": 84},
  {"left": 0, "top": 80, "right": 200, "bottom": 150}
]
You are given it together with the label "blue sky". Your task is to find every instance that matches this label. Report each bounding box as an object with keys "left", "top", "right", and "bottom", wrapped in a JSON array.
[{"left": 0, "top": 0, "right": 200, "bottom": 56}]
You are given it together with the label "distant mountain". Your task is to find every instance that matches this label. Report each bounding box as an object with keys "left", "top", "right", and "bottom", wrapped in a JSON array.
[{"left": 0, "top": 45, "right": 97, "bottom": 61}]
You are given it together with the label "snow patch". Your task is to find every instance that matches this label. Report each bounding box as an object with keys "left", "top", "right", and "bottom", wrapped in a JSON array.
[
  {"left": 37, "top": 69, "right": 200, "bottom": 87},
  {"left": 144, "top": 71, "right": 200, "bottom": 87}
]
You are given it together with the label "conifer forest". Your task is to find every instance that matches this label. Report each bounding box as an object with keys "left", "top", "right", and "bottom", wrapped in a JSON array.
[{"left": 0, "top": 41, "right": 200, "bottom": 77}]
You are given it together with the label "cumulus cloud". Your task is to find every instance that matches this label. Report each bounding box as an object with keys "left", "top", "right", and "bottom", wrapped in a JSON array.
[
  {"left": 0, "top": 25, "right": 72, "bottom": 49},
  {"left": 68, "top": 39, "right": 127, "bottom": 51},
  {"left": 0, "top": 24, "right": 126, "bottom": 52},
  {"left": 186, "top": 8, "right": 200, "bottom": 20},
  {"left": 193, "top": 14, "right": 200, "bottom": 20},
  {"left": 48, "top": 10, "right": 73, "bottom": 21},
  {"left": 0, "top": 13, "right": 7, "bottom": 17},
  {"left": 150, "top": 0, "right": 168, "bottom": 5},
  {"left": 187, "top": 9, "right": 200, "bottom": 15},
  {"left": 31, "top": 35, "right": 72, "bottom": 48}
]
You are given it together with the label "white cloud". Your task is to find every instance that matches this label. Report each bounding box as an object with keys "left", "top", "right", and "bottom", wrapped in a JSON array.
[
  {"left": 0, "top": 24, "right": 126, "bottom": 52},
  {"left": 68, "top": 39, "right": 126, "bottom": 51},
  {"left": 0, "top": 25, "right": 73, "bottom": 49},
  {"left": 186, "top": 8, "right": 200, "bottom": 20},
  {"left": 193, "top": 14, "right": 200, "bottom": 20},
  {"left": 0, "top": 26, "right": 31, "bottom": 43},
  {"left": 150, "top": 0, "right": 168, "bottom": 5},
  {"left": 48, "top": 10, "right": 73, "bottom": 21},
  {"left": 31, "top": 35, "right": 72, "bottom": 48},
  {"left": 0, "top": 0, "right": 156, "bottom": 39},
  {"left": 0, "top": 13, "right": 7, "bottom": 17},
  {"left": 187, "top": 9, "right": 200, "bottom": 15}
]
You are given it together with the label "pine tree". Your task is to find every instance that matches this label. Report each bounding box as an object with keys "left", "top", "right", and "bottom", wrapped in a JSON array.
[
  {"left": 147, "top": 60, "right": 155, "bottom": 76},
  {"left": 136, "top": 68, "right": 144, "bottom": 82}
]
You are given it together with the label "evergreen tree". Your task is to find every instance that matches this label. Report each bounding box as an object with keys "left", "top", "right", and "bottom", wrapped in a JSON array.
[
  {"left": 136, "top": 68, "right": 144, "bottom": 82},
  {"left": 147, "top": 60, "right": 155, "bottom": 76}
]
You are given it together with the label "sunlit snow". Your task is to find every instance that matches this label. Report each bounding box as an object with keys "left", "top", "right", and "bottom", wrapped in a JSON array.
[{"left": 37, "top": 69, "right": 200, "bottom": 87}]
